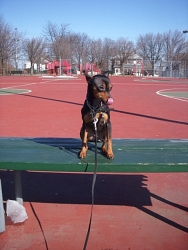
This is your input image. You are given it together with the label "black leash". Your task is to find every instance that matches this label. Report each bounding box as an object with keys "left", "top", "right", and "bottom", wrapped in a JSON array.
[
  {"left": 83, "top": 118, "right": 98, "bottom": 250},
  {"left": 30, "top": 202, "right": 49, "bottom": 250}
]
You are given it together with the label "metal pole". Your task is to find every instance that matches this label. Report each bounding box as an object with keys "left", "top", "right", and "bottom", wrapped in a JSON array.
[
  {"left": 154, "top": 60, "right": 155, "bottom": 76},
  {"left": 185, "top": 61, "right": 187, "bottom": 78},
  {"left": 60, "top": 56, "right": 62, "bottom": 76},
  {"left": 0, "top": 175, "right": 6, "bottom": 232},
  {"left": 15, "top": 28, "right": 18, "bottom": 70},
  {"left": 14, "top": 171, "right": 23, "bottom": 205},
  {"left": 170, "top": 61, "right": 172, "bottom": 78},
  {"left": 183, "top": 30, "right": 188, "bottom": 78}
]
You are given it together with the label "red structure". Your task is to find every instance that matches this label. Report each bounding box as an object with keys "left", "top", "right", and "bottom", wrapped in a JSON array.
[
  {"left": 84, "top": 62, "right": 101, "bottom": 74},
  {"left": 46, "top": 60, "right": 71, "bottom": 75}
]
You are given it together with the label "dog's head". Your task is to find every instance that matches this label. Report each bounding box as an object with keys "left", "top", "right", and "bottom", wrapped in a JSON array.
[{"left": 85, "top": 72, "right": 113, "bottom": 105}]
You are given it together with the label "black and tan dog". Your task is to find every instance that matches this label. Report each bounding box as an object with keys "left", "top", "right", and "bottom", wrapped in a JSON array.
[{"left": 79, "top": 72, "right": 114, "bottom": 159}]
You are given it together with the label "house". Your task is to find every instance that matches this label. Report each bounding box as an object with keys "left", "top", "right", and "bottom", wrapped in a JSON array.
[{"left": 110, "top": 54, "right": 144, "bottom": 76}]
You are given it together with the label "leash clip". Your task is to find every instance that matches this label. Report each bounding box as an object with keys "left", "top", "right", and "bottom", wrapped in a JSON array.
[{"left": 93, "top": 117, "right": 98, "bottom": 131}]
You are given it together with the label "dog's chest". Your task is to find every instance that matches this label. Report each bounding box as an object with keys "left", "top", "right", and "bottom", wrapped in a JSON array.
[
  {"left": 84, "top": 112, "right": 108, "bottom": 130},
  {"left": 87, "top": 113, "right": 108, "bottom": 142},
  {"left": 96, "top": 113, "right": 107, "bottom": 131}
]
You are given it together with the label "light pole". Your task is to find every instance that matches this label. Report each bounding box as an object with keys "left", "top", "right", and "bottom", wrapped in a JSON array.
[
  {"left": 14, "top": 28, "right": 19, "bottom": 70},
  {"left": 183, "top": 30, "right": 188, "bottom": 78}
]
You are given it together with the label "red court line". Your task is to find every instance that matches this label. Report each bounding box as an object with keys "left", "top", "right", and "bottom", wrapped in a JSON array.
[{"left": 0, "top": 76, "right": 188, "bottom": 139}]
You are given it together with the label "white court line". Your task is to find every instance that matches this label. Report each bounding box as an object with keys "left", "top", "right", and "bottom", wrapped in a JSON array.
[
  {"left": 156, "top": 88, "right": 188, "bottom": 102},
  {"left": 1, "top": 82, "right": 37, "bottom": 89},
  {"left": 0, "top": 78, "right": 82, "bottom": 95},
  {"left": 41, "top": 75, "right": 76, "bottom": 79},
  {"left": 0, "top": 78, "right": 65, "bottom": 90}
]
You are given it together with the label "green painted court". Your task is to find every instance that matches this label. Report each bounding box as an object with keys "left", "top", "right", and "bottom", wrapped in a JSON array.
[
  {"left": 0, "top": 138, "right": 188, "bottom": 173},
  {"left": 0, "top": 88, "right": 31, "bottom": 95}
]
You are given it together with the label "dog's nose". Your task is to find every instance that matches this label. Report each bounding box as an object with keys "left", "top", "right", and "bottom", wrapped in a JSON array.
[{"left": 108, "top": 91, "right": 112, "bottom": 98}]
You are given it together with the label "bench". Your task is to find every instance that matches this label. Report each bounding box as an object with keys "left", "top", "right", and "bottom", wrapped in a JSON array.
[
  {"left": 9, "top": 70, "right": 24, "bottom": 75},
  {"left": 0, "top": 137, "right": 188, "bottom": 232}
]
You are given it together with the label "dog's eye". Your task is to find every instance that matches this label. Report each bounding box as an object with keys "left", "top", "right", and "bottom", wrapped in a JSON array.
[{"left": 98, "top": 85, "right": 106, "bottom": 91}]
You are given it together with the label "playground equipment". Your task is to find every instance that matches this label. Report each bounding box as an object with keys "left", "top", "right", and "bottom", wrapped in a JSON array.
[{"left": 46, "top": 60, "right": 71, "bottom": 76}]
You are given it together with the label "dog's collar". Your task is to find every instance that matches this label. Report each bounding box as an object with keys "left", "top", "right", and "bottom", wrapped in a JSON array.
[
  {"left": 86, "top": 99, "right": 110, "bottom": 121},
  {"left": 86, "top": 99, "right": 102, "bottom": 115}
]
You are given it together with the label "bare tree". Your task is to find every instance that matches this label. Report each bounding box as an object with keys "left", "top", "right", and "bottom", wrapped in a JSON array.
[
  {"left": 85, "top": 38, "right": 115, "bottom": 71},
  {"left": 0, "top": 16, "right": 22, "bottom": 74},
  {"left": 87, "top": 38, "right": 117, "bottom": 71},
  {"left": 163, "top": 30, "right": 186, "bottom": 69},
  {"left": 114, "top": 37, "right": 135, "bottom": 73},
  {"left": 88, "top": 39, "right": 104, "bottom": 69},
  {"left": 67, "top": 34, "right": 117, "bottom": 73},
  {"left": 70, "top": 32, "right": 89, "bottom": 71},
  {"left": 102, "top": 38, "right": 117, "bottom": 70},
  {"left": 43, "top": 21, "right": 71, "bottom": 60},
  {"left": 86, "top": 39, "right": 97, "bottom": 65},
  {"left": 22, "top": 37, "right": 46, "bottom": 74},
  {"left": 136, "top": 33, "right": 164, "bottom": 75}
]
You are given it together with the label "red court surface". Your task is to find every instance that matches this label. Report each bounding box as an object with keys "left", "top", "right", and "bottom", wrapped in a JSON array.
[
  {"left": 0, "top": 75, "right": 188, "bottom": 138},
  {"left": 0, "top": 76, "right": 188, "bottom": 250}
]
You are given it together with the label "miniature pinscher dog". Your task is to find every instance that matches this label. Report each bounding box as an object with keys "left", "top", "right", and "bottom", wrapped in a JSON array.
[{"left": 79, "top": 72, "right": 114, "bottom": 159}]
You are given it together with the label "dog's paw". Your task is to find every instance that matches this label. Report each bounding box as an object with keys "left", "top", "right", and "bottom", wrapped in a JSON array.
[
  {"left": 101, "top": 147, "right": 114, "bottom": 159},
  {"left": 79, "top": 145, "right": 88, "bottom": 159},
  {"left": 79, "top": 151, "right": 87, "bottom": 159},
  {"left": 107, "top": 152, "right": 114, "bottom": 159}
]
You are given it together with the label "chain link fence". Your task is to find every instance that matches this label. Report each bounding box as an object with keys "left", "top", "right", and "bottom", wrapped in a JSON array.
[
  {"left": 143, "top": 60, "right": 187, "bottom": 78},
  {"left": 122, "top": 59, "right": 188, "bottom": 78}
]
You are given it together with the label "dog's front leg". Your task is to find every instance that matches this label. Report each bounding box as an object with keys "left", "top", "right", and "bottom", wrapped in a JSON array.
[
  {"left": 104, "top": 122, "right": 114, "bottom": 159},
  {"left": 79, "top": 127, "right": 88, "bottom": 158},
  {"left": 102, "top": 137, "right": 114, "bottom": 159},
  {"left": 107, "top": 138, "right": 114, "bottom": 159}
]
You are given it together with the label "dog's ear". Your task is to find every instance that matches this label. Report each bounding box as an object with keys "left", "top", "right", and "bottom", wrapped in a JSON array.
[
  {"left": 103, "top": 71, "right": 109, "bottom": 77},
  {"left": 85, "top": 73, "right": 92, "bottom": 84}
]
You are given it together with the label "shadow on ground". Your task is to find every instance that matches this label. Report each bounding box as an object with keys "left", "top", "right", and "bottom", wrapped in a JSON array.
[
  {"left": 1, "top": 171, "right": 151, "bottom": 206},
  {"left": 1, "top": 171, "right": 188, "bottom": 232}
]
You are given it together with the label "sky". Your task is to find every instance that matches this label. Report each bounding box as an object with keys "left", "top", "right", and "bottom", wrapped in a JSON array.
[{"left": 0, "top": 0, "right": 188, "bottom": 42}]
